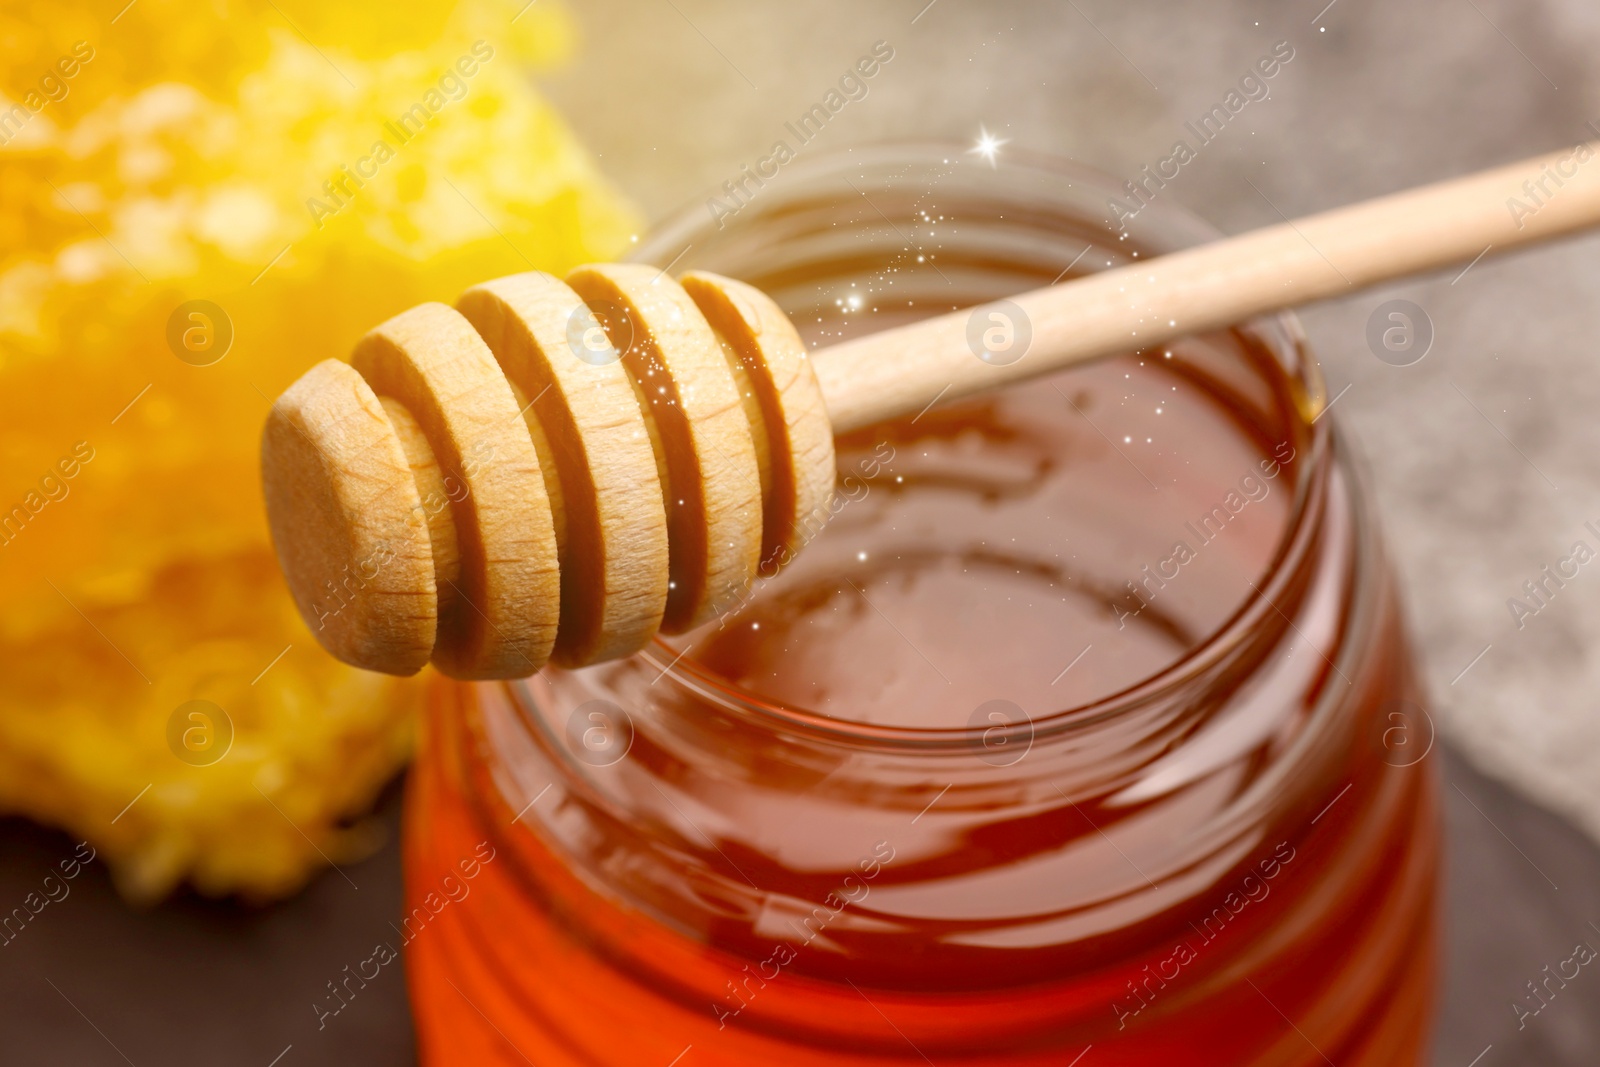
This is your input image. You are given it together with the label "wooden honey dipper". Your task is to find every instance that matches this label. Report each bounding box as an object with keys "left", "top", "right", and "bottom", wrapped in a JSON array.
[{"left": 263, "top": 140, "right": 1600, "bottom": 679}]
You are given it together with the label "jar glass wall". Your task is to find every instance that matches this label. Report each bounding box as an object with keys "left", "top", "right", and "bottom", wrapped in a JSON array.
[{"left": 401, "top": 145, "right": 1440, "bottom": 1065}]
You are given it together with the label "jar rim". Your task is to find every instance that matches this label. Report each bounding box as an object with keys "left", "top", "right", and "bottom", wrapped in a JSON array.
[{"left": 610, "top": 140, "right": 1335, "bottom": 750}]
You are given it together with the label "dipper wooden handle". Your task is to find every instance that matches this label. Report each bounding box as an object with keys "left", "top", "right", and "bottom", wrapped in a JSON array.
[{"left": 263, "top": 139, "right": 1600, "bottom": 678}]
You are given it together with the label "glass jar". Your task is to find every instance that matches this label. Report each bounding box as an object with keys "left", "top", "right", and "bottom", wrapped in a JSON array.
[{"left": 401, "top": 145, "right": 1440, "bottom": 1064}]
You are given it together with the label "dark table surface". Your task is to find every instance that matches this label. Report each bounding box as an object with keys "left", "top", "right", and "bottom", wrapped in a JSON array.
[{"left": 0, "top": 744, "right": 1596, "bottom": 1066}]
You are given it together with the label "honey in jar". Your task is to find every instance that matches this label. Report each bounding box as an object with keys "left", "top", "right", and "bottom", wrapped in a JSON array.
[{"left": 401, "top": 146, "right": 1439, "bottom": 1065}]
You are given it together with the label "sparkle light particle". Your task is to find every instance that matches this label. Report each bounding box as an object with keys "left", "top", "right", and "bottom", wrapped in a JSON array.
[{"left": 969, "top": 125, "right": 1010, "bottom": 168}]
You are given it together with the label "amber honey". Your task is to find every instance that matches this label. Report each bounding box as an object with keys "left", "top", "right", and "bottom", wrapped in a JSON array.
[{"left": 401, "top": 147, "right": 1439, "bottom": 1064}]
